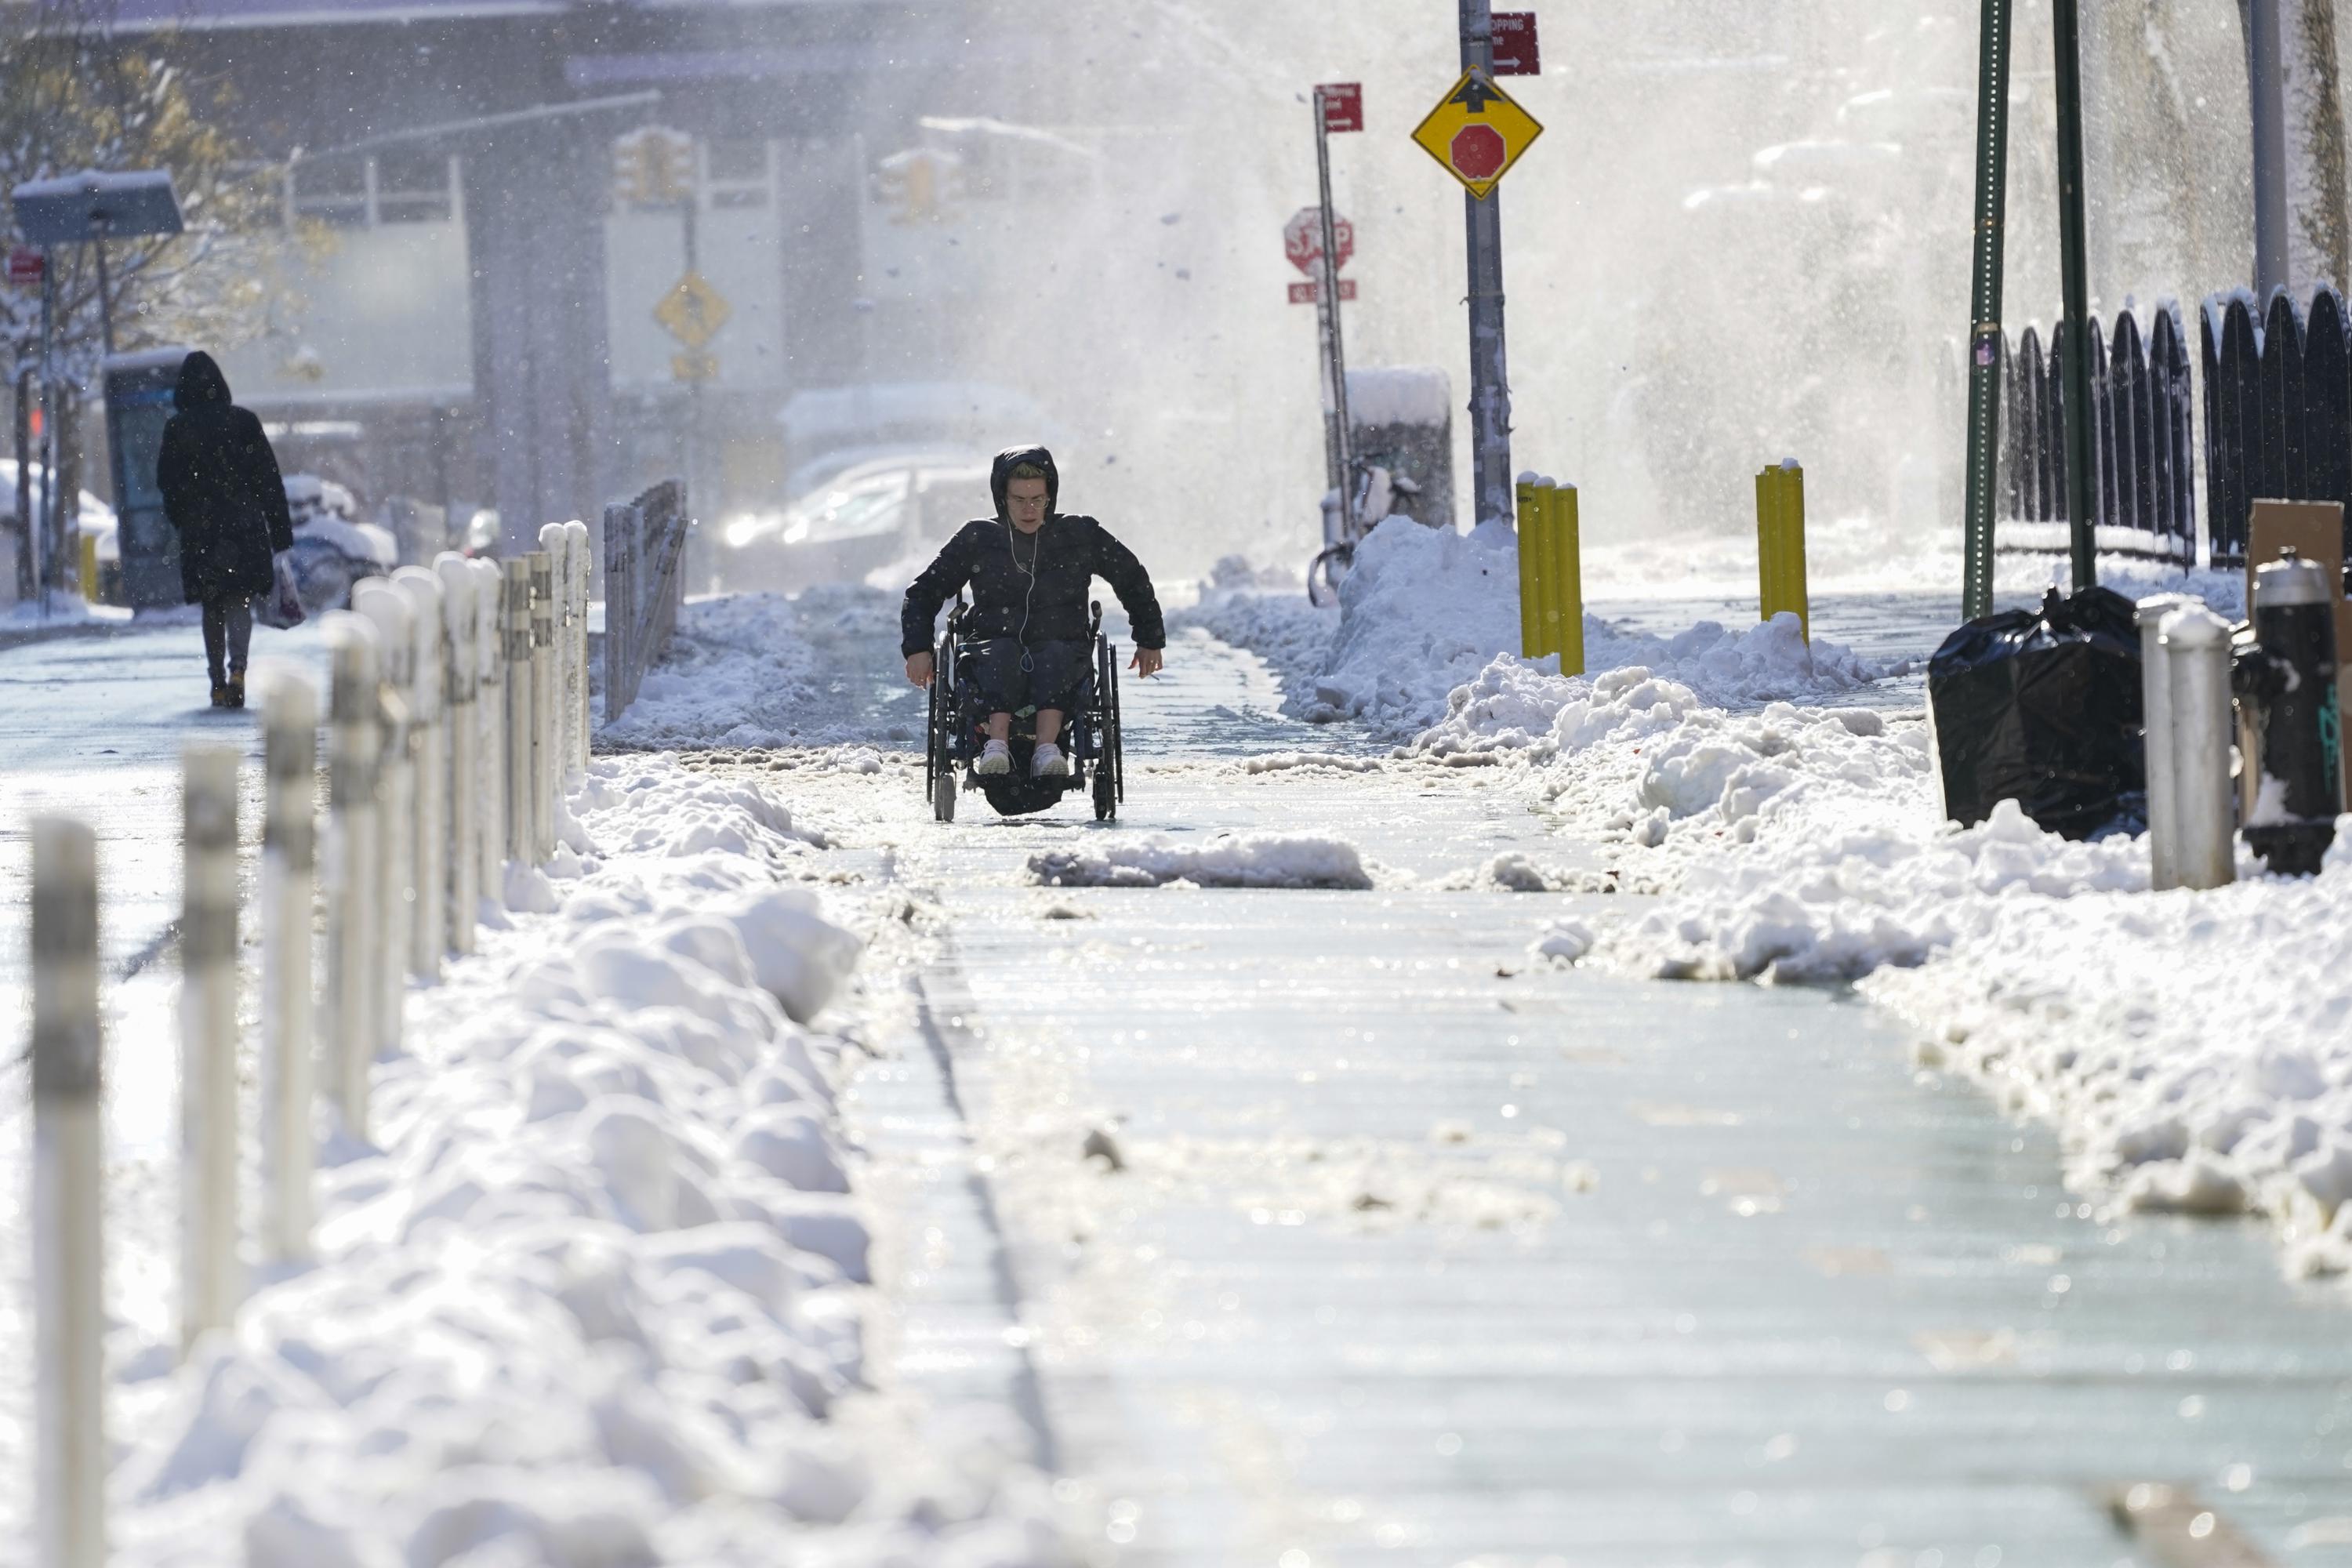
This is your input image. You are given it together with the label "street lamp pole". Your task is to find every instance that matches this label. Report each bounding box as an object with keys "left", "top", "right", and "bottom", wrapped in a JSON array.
[{"left": 2052, "top": 0, "right": 2098, "bottom": 590}]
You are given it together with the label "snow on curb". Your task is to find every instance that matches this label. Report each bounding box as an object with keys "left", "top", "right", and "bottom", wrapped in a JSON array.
[
  {"left": 1029, "top": 833, "right": 1374, "bottom": 890},
  {"left": 1236, "top": 751, "right": 1381, "bottom": 776},
  {"left": 1179, "top": 522, "right": 1900, "bottom": 742},
  {"left": 600, "top": 587, "right": 909, "bottom": 751},
  {"left": 107, "top": 756, "right": 1073, "bottom": 1568},
  {"left": 1422, "top": 655, "right": 2352, "bottom": 1270}
]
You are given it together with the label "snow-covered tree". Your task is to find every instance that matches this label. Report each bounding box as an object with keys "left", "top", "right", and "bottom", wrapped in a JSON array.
[{"left": 0, "top": 0, "right": 271, "bottom": 388}]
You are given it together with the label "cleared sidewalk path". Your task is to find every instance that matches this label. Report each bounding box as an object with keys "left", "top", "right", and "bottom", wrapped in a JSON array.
[{"left": 817, "top": 631, "right": 2352, "bottom": 1567}]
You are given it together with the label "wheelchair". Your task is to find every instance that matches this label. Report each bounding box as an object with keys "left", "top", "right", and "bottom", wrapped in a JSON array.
[{"left": 923, "top": 596, "right": 1124, "bottom": 822}]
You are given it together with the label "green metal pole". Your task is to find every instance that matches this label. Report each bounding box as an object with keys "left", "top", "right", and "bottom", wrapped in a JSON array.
[
  {"left": 2052, "top": 0, "right": 2097, "bottom": 592},
  {"left": 1960, "top": 0, "right": 2014, "bottom": 622}
]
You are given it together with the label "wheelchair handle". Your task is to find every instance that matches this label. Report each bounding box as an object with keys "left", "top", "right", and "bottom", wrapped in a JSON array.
[{"left": 1090, "top": 600, "right": 1102, "bottom": 635}]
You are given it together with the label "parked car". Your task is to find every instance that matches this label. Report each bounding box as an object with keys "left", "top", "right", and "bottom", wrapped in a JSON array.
[
  {"left": 719, "top": 452, "right": 992, "bottom": 592},
  {"left": 283, "top": 474, "right": 397, "bottom": 613}
]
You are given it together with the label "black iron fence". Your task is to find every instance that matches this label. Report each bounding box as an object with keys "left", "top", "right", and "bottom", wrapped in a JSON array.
[
  {"left": 1987, "top": 287, "right": 2352, "bottom": 569},
  {"left": 601, "top": 478, "right": 689, "bottom": 724},
  {"left": 2200, "top": 287, "right": 2352, "bottom": 566},
  {"left": 1994, "top": 305, "right": 2197, "bottom": 564}
]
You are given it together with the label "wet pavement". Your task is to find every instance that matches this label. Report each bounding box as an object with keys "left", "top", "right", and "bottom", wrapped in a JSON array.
[{"left": 762, "top": 626, "right": 2352, "bottom": 1568}]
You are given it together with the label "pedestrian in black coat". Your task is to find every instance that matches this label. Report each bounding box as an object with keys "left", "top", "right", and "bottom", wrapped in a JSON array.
[
  {"left": 902, "top": 445, "right": 1165, "bottom": 779},
  {"left": 155, "top": 351, "right": 295, "bottom": 708}
]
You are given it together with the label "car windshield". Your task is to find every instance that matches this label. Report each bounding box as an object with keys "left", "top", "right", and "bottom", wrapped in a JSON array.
[{"left": 794, "top": 474, "right": 909, "bottom": 543}]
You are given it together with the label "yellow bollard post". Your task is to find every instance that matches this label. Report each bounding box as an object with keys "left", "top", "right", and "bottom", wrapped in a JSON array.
[
  {"left": 1515, "top": 476, "right": 1555, "bottom": 659},
  {"left": 78, "top": 534, "right": 97, "bottom": 604},
  {"left": 1550, "top": 482, "right": 1584, "bottom": 676},
  {"left": 1756, "top": 459, "right": 1810, "bottom": 641}
]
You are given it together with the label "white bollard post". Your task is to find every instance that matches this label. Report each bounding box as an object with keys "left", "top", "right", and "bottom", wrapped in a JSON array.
[
  {"left": 257, "top": 668, "right": 318, "bottom": 1261},
  {"left": 540, "top": 524, "right": 572, "bottom": 786},
  {"left": 529, "top": 547, "right": 557, "bottom": 862},
  {"left": 566, "top": 517, "right": 591, "bottom": 774},
  {"left": 321, "top": 615, "right": 381, "bottom": 1138},
  {"left": 504, "top": 557, "right": 536, "bottom": 871},
  {"left": 180, "top": 742, "right": 241, "bottom": 1352},
  {"left": 2161, "top": 602, "right": 2239, "bottom": 891},
  {"left": 394, "top": 568, "right": 447, "bottom": 978},
  {"left": 352, "top": 579, "right": 415, "bottom": 1063},
  {"left": 470, "top": 557, "right": 505, "bottom": 910},
  {"left": 436, "top": 554, "right": 479, "bottom": 955},
  {"left": 2137, "top": 593, "right": 2188, "bottom": 891},
  {"left": 32, "top": 817, "right": 103, "bottom": 1568}
]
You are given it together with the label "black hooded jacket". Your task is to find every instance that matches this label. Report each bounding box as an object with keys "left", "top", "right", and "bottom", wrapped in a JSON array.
[
  {"left": 900, "top": 445, "right": 1166, "bottom": 656},
  {"left": 155, "top": 351, "right": 295, "bottom": 605}
]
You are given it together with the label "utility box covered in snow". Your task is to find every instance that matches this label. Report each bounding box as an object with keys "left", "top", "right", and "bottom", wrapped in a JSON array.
[
  {"left": 1346, "top": 366, "right": 1453, "bottom": 530},
  {"left": 102, "top": 347, "right": 191, "bottom": 611}
]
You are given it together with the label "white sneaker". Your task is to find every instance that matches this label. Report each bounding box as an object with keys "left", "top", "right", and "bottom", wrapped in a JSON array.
[
  {"left": 1031, "top": 742, "right": 1070, "bottom": 779},
  {"left": 975, "top": 739, "right": 1012, "bottom": 775}
]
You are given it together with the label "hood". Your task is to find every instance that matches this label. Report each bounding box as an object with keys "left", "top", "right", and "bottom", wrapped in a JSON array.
[
  {"left": 173, "top": 350, "right": 232, "bottom": 412},
  {"left": 989, "top": 445, "right": 1059, "bottom": 521}
]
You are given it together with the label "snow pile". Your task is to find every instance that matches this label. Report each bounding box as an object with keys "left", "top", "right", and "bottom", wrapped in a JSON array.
[
  {"left": 1029, "top": 832, "right": 1373, "bottom": 890},
  {"left": 1412, "top": 621, "right": 1890, "bottom": 761},
  {"left": 1301, "top": 517, "right": 1524, "bottom": 739},
  {"left": 1616, "top": 797, "right": 2147, "bottom": 983},
  {"left": 1237, "top": 751, "right": 1381, "bottom": 775},
  {"left": 1345, "top": 366, "right": 1450, "bottom": 428},
  {"left": 1487, "top": 658, "right": 2352, "bottom": 1261},
  {"left": 107, "top": 756, "right": 1073, "bottom": 1568},
  {"left": 1859, "top": 829, "right": 2352, "bottom": 1254},
  {"left": 601, "top": 588, "right": 906, "bottom": 750},
  {"left": 1178, "top": 522, "right": 1897, "bottom": 742}
]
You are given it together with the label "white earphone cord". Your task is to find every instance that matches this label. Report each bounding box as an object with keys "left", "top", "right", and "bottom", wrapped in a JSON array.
[{"left": 1009, "top": 513, "right": 1042, "bottom": 674}]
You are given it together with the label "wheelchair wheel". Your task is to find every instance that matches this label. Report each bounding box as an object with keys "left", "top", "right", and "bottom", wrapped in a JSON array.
[
  {"left": 930, "top": 642, "right": 958, "bottom": 823},
  {"left": 1093, "top": 634, "right": 1121, "bottom": 821}
]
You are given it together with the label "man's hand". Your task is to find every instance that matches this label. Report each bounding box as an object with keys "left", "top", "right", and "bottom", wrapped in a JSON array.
[
  {"left": 906, "top": 651, "right": 935, "bottom": 688},
  {"left": 1130, "top": 647, "right": 1163, "bottom": 678}
]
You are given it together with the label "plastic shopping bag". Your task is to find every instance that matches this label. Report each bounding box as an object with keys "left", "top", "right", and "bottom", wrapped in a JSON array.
[{"left": 256, "top": 550, "right": 307, "bottom": 630}]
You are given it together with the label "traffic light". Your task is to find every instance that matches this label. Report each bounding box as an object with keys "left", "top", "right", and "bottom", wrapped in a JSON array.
[{"left": 614, "top": 129, "right": 694, "bottom": 207}]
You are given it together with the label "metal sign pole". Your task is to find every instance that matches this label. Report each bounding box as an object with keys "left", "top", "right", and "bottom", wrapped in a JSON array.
[
  {"left": 1959, "top": 0, "right": 2014, "bottom": 622},
  {"left": 1459, "top": 0, "right": 1513, "bottom": 529},
  {"left": 1313, "top": 87, "right": 1356, "bottom": 542},
  {"left": 2053, "top": 0, "right": 2097, "bottom": 591},
  {"left": 2249, "top": 0, "right": 2290, "bottom": 300},
  {"left": 37, "top": 250, "right": 53, "bottom": 612},
  {"left": 679, "top": 185, "right": 702, "bottom": 554}
]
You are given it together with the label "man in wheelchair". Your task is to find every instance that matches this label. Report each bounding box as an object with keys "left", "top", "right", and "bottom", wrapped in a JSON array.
[{"left": 901, "top": 445, "right": 1166, "bottom": 779}]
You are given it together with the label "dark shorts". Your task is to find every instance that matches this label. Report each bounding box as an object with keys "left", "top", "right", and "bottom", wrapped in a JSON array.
[{"left": 967, "top": 637, "right": 1090, "bottom": 716}]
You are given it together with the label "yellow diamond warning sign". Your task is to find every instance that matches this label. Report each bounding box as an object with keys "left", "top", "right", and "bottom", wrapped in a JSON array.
[
  {"left": 1410, "top": 67, "right": 1543, "bottom": 199},
  {"left": 653, "top": 272, "right": 730, "bottom": 350}
]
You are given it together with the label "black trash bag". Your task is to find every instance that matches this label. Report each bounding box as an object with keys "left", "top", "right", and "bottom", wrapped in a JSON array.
[{"left": 1927, "top": 586, "right": 2146, "bottom": 840}]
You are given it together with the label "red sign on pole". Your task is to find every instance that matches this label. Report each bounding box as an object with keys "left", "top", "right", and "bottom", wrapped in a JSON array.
[
  {"left": 1317, "top": 82, "right": 1364, "bottom": 133},
  {"left": 1283, "top": 209, "right": 1355, "bottom": 276},
  {"left": 1288, "top": 279, "right": 1359, "bottom": 306},
  {"left": 5, "top": 249, "right": 44, "bottom": 289},
  {"left": 1492, "top": 13, "right": 1541, "bottom": 76}
]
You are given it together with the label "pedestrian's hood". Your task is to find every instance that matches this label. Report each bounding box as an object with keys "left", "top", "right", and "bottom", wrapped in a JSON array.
[
  {"left": 989, "top": 445, "right": 1059, "bottom": 520},
  {"left": 174, "top": 351, "right": 232, "bottom": 412}
]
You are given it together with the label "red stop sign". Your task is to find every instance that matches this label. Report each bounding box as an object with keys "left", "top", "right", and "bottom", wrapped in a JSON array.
[
  {"left": 1450, "top": 125, "right": 1508, "bottom": 182},
  {"left": 1283, "top": 208, "right": 1355, "bottom": 276}
]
